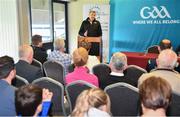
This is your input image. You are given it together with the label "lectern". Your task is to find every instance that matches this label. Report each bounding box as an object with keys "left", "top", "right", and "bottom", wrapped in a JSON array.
[{"left": 78, "top": 36, "right": 102, "bottom": 61}]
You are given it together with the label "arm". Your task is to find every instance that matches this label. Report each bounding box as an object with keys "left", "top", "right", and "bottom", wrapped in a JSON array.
[
  {"left": 78, "top": 21, "right": 86, "bottom": 36},
  {"left": 97, "top": 21, "right": 102, "bottom": 36}
]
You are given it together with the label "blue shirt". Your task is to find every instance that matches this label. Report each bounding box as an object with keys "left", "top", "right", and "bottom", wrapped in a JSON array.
[
  {"left": 48, "top": 50, "right": 72, "bottom": 75},
  {"left": 0, "top": 80, "right": 16, "bottom": 116}
]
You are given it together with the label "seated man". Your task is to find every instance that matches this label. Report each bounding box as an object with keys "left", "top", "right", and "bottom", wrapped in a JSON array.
[
  {"left": 15, "top": 84, "right": 53, "bottom": 116},
  {"left": 0, "top": 56, "right": 16, "bottom": 116},
  {"left": 139, "top": 76, "right": 172, "bottom": 116},
  {"left": 16, "top": 44, "right": 43, "bottom": 83},
  {"left": 31, "top": 34, "right": 47, "bottom": 64},
  {"left": 146, "top": 39, "right": 175, "bottom": 72},
  {"left": 103, "top": 52, "right": 130, "bottom": 87},
  {"left": 139, "top": 49, "right": 180, "bottom": 94},
  {"left": 48, "top": 38, "right": 71, "bottom": 75}
]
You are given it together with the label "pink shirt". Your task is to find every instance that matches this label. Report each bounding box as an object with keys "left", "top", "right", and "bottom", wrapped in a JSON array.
[{"left": 65, "top": 66, "right": 99, "bottom": 87}]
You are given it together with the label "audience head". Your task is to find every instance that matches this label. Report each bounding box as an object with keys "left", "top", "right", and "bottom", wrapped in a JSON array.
[
  {"left": 15, "top": 84, "right": 53, "bottom": 116},
  {"left": 109, "top": 52, "right": 127, "bottom": 72},
  {"left": 71, "top": 88, "right": 111, "bottom": 117},
  {"left": 159, "top": 39, "right": 172, "bottom": 51},
  {"left": 19, "top": 44, "right": 34, "bottom": 64},
  {"left": 78, "top": 40, "right": 91, "bottom": 52},
  {"left": 139, "top": 76, "right": 172, "bottom": 115},
  {"left": 54, "top": 38, "right": 65, "bottom": 51},
  {"left": 73, "top": 47, "right": 88, "bottom": 67},
  {"left": 156, "top": 49, "right": 177, "bottom": 69},
  {"left": 89, "top": 10, "right": 96, "bottom": 22},
  {"left": 0, "top": 56, "right": 15, "bottom": 82},
  {"left": 32, "top": 34, "right": 43, "bottom": 47}
]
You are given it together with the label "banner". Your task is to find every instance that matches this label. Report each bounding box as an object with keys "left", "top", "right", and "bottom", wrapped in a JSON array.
[
  {"left": 110, "top": 0, "right": 180, "bottom": 58},
  {"left": 83, "top": 4, "right": 110, "bottom": 62}
]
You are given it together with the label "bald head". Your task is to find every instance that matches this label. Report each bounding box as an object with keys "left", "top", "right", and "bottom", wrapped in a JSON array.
[
  {"left": 159, "top": 39, "right": 172, "bottom": 51},
  {"left": 110, "top": 52, "right": 127, "bottom": 72},
  {"left": 157, "top": 49, "right": 177, "bottom": 69},
  {"left": 19, "top": 45, "right": 33, "bottom": 64}
]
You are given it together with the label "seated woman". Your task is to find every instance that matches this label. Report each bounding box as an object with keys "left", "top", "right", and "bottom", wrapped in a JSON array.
[
  {"left": 71, "top": 88, "right": 111, "bottom": 117},
  {"left": 15, "top": 84, "right": 53, "bottom": 116},
  {"left": 79, "top": 40, "right": 100, "bottom": 73},
  {"left": 66, "top": 47, "right": 99, "bottom": 87},
  {"left": 139, "top": 76, "right": 172, "bottom": 117}
]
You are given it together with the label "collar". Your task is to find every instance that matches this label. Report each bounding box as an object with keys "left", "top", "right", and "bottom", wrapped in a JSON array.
[
  {"left": 152, "top": 68, "right": 178, "bottom": 74},
  {"left": 110, "top": 72, "right": 124, "bottom": 77}
]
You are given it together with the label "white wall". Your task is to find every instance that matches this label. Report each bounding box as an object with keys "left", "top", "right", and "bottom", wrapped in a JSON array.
[
  {"left": 68, "top": 0, "right": 109, "bottom": 54},
  {"left": 0, "top": 0, "right": 19, "bottom": 62}
]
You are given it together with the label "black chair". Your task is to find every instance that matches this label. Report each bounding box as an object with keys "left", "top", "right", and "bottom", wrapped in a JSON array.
[
  {"left": 43, "top": 60, "right": 65, "bottom": 84},
  {"left": 67, "top": 63, "right": 75, "bottom": 73},
  {"left": 32, "top": 77, "right": 66, "bottom": 116},
  {"left": 167, "top": 92, "right": 180, "bottom": 116},
  {"left": 147, "top": 45, "right": 159, "bottom": 54},
  {"left": 104, "top": 82, "right": 140, "bottom": 116},
  {"left": 124, "top": 65, "right": 147, "bottom": 87},
  {"left": 92, "top": 63, "right": 111, "bottom": 89},
  {"left": 12, "top": 75, "right": 29, "bottom": 88},
  {"left": 65, "top": 80, "right": 97, "bottom": 112}
]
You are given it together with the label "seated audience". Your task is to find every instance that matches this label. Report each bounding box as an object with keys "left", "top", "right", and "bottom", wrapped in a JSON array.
[
  {"left": 31, "top": 34, "right": 47, "bottom": 63},
  {"left": 79, "top": 40, "right": 100, "bottom": 73},
  {"left": 66, "top": 47, "right": 99, "bottom": 87},
  {"left": 0, "top": 56, "right": 16, "bottom": 116},
  {"left": 71, "top": 88, "right": 111, "bottom": 117},
  {"left": 139, "top": 76, "right": 172, "bottom": 116},
  {"left": 147, "top": 39, "right": 174, "bottom": 72},
  {"left": 16, "top": 44, "right": 43, "bottom": 83},
  {"left": 139, "top": 49, "right": 180, "bottom": 94},
  {"left": 103, "top": 52, "right": 130, "bottom": 87},
  {"left": 15, "top": 84, "right": 53, "bottom": 116},
  {"left": 48, "top": 38, "right": 71, "bottom": 75}
]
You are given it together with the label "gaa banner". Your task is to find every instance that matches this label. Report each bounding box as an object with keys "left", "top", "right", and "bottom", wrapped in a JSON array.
[{"left": 110, "top": 0, "right": 180, "bottom": 57}]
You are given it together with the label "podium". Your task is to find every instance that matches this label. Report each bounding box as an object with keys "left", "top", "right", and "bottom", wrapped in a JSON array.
[{"left": 78, "top": 36, "right": 102, "bottom": 61}]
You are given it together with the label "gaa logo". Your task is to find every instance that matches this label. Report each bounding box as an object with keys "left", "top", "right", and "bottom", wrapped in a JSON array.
[{"left": 140, "top": 6, "right": 171, "bottom": 19}]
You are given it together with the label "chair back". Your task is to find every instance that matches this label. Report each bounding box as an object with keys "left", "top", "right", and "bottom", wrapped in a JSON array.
[
  {"left": 167, "top": 92, "right": 180, "bottom": 116},
  {"left": 32, "top": 77, "right": 66, "bottom": 116},
  {"left": 104, "top": 82, "right": 139, "bottom": 116},
  {"left": 65, "top": 80, "right": 97, "bottom": 112},
  {"left": 43, "top": 60, "right": 65, "bottom": 84},
  {"left": 147, "top": 45, "right": 159, "bottom": 54},
  {"left": 12, "top": 75, "right": 29, "bottom": 88},
  {"left": 124, "top": 65, "right": 147, "bottom": 87},
  {"left": 67, "top": 64, "right": 75, "bottom": 73},
  {"left": 92, "top": 63, "right": 111, "bottom": 89}
]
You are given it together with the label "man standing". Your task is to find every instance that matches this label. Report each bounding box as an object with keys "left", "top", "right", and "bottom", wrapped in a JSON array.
[
  {"left": 78, "top": 10, "right": 102, "bottom": 56},
  {"left": 0, "top": 56, "right": 16, "bottom": 116}
]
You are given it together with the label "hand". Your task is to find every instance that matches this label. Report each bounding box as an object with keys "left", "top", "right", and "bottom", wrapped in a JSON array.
[
  {"left": 42, "top": 89, "right": 53, "bottom": 102},
  {"left": 84, "top": 30, "right": 88, "bottom": 37}
]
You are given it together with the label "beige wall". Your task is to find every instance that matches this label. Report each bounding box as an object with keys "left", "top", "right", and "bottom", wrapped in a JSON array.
[{"left": 68, "top": 0, "right": 109, "bottom": 54}]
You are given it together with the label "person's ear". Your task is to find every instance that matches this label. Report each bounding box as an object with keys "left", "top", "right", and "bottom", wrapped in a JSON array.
[{"left": 9, "top": 69, "right": 16, "bottom": 80}]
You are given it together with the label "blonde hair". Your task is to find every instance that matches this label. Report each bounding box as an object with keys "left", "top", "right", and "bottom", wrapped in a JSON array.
[
  {"left": 71, "top": 88, "right": 111, "bottom": 117},
  {"left": 54, "top": 38, "right": 65, "bottom": 50},
  {"left": 73, "top": 47, "right": 88, "bottom": 67}
]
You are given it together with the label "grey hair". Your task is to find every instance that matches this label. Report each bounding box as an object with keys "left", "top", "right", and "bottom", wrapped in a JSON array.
[
  {"left": 54, "top": 38, "right": 65, "bottom": 50},
  {"left": 110, "top": 52, "right": 127, "bottom": 70}
]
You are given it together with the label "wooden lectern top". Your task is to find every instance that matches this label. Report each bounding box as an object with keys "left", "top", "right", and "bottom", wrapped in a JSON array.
[{"left": 78, "top": 36, "right": 101, "bottom": 43}]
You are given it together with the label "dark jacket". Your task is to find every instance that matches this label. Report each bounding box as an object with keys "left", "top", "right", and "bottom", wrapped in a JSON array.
[
  {"left": 79, "top": 18, "right": 102, "bottom": 37},
  {"left": 32, "top": 46, "right": 47, "bottom": 64},
  {"left": 16, "top": 60, "right": 43, "bottom": 83}
]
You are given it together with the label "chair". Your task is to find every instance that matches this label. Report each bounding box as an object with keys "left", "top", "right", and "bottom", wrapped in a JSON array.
[
  {"left": 166, "top": 92, "right": 180, "bottom": 116},
  {"left": 12, "top": 75, "right": 29, "bottom": 88},
  {"left": 65, "top": 80, "right": 97, "bottom": 112},
  {"left": 32, "top": 77, "right": 66, "bottom": 116},
  {"left": 124, "top": 65, "right": 147, "bottom": 87},
  {"left": 92, "top": 63, "right": 111, "bottom": 89},
  {"left": 43, "top": 60, "right": 65, "bottom": 84},
  {"left": 147, "top": 45, "right": 159, "bottom": 54},
  {"left": 67, "top": 63, "right": 75, "bottom": 73},
  {"left": 104, "top": 82, "right": 140, "bottom": 116},
  {"left": 32, "top": 58, "right": 44, "bottom": 75}
]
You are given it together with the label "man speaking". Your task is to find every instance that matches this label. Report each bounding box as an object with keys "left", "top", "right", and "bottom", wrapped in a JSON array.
[{"left": 78, "top": 10, "right": 102, "bottom": 56}]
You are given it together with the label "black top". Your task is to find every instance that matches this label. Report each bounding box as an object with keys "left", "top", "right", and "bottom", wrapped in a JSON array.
[
  {"left": 32, "top": 46, "right": 47, "bottom": 64},
  {"left": 79, "top": 18, "right": 102, "bottom": 37},
  {"left": 16, "top": 60, "right": 43, "bottom": 83}
]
